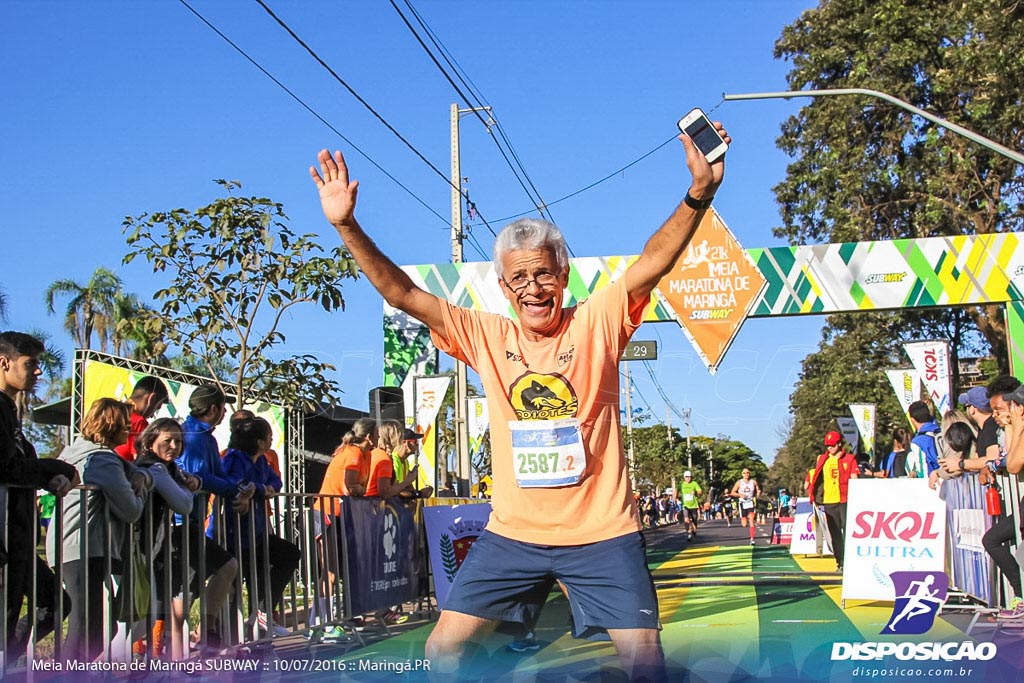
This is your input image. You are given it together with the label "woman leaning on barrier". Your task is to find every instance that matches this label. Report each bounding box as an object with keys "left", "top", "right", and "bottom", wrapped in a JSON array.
[
  {"left": 221, "top": 416, "right": 300, "bottom": 638},
  {"left": 132, "top": 418, "right": 200, "bottom": 660},
  {"left": 45, "top": 398, "right": 153, "bottom": 662}
]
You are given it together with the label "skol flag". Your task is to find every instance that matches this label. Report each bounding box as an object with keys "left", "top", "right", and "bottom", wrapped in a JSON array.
[
  {"left": 903, "top": 341, "right": 952, "bottom": 415},
  {"left": 885, "top": 368, "right": 921, "bottom": 425},
  {"left": 849, "top": 403, "right": 876, "bottom": 462},
  {"left": 836, "top": 417, "right": 860, "bottom": 454},
  {"left": 414, "top": 375, "right": 452, "bottom": 492}
]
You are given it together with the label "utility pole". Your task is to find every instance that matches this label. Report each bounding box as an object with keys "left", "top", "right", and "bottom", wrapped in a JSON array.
[
  {"left": 450, "top": 103, "right": 491, "bottom": 496},
  {"left": 624, "top": 362, "right": 635, "bottom": 488},
  {"left": 684, "top": 408, "right": 692, "bottom": 469},
  {"left": 667, "top": 408, "right": 676, "bottom": 493}
]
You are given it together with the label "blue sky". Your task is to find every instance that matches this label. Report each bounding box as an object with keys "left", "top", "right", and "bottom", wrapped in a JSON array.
[{"left": 2, "top": 0, "right": 825, "bottom": 464}]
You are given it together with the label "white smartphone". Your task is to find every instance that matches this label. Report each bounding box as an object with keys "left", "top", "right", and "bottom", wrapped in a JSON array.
[{"left": 677, "top": 108, "right": 728, "bottom": 163}]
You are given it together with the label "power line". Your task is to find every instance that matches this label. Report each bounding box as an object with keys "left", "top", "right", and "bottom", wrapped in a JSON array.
[
  {"left": 618, "top": 368, "right": 655, "bottom": 417},
  {"left": 175, "top": 0, "right": 450, "bottom": 227},
  {"left": 492, "top": 134, "right": 680, "bottom": 223},
  {"left": 643, "top": 360, "right": 687, "bottom": 424},
  {"left": 251, "top": 0, "right": 500, "bottom": 238},
  {"left": 392, "top": 0, "right": 555, "bottom": 226}
]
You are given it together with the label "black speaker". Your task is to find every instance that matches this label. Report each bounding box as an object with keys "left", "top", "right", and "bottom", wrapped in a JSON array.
[{"left": 369, "top": 386, "right": 404, "bottom": 424}]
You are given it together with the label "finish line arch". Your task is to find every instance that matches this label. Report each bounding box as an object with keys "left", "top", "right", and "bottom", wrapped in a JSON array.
[{"left": 384, "top": 232, "right": 1024, "bottom": 387}]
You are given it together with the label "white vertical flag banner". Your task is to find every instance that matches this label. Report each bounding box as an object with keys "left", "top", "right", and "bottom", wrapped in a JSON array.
[
  {"left": 415, "top": 375, "right": 453, "bottom": 491},
  {"left": 836, "top": 417, "right": 860, "bottom": 454},
  {"left": 467, "top": 397, "right": 489, "bottom": 483},
  {"left": 903, "top": 341, "right": 953, "bottom": 416},
  {"left": 848, "top": 403, "right": 876, "bottom": 462},
  {"left": 885, "top": 368, "right": 921, "bottom": 425}
]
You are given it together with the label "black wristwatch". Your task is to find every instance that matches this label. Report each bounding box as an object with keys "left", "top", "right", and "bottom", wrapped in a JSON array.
[{"left": 684, "top": 191, "right": 714, "bottom": 211}]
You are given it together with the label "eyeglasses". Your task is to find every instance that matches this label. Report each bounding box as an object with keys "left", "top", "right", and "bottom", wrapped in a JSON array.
[{"left": 501, "top": 272, "right": 561, "bottom": 294}]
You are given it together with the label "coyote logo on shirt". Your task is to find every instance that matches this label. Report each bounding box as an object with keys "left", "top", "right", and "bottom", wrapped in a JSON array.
[{"left": 508, "top": 372, "right": 578, "bottom": 419}]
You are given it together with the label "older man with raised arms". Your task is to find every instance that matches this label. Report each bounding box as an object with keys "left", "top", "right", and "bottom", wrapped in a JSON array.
[{"left": 310, "top": 120, "right": 728, "bottom": 682}]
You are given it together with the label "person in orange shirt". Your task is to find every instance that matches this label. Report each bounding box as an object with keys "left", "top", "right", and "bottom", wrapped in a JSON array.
[
  {"left": 311, "top": 116, "right": 729, "bottom": 679},
  {"left": 366, "top": 419, "right": 418, "bottom": 498},
  {"left": 318, "top": 417, "right": 375, "bottom": 514}
]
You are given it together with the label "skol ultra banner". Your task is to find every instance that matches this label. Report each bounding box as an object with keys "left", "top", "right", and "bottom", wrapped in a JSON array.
[
  {"left": 836, "top": 417, "right": 860, "bottom": 454},
  {"left": 885, "top": 368, "right": 921, "bottom": 425},
  {"left": 903, "top": 340, "right": 953, "bottom": 415},
  {"left": 655, "top": 210, "right": 767, "bottom": 374},
  {"left": 849, "top": 403, "right": 876, "bottom": 462},
  {"left": 842, "top": 479, "right": 946, "bottom": 602},
  {"left": 414, "top": 375, "right": 452, "bottom": 492}
]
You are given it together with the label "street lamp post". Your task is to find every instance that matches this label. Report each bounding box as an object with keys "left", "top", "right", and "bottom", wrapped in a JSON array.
[{"left": 723, "top": 88, "right": 1024, "bottom": 166}]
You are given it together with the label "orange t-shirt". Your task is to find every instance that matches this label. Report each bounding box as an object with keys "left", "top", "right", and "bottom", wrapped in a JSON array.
[
  {"left": 365, "top": 448, "right": 395, "bottom": 497},
  {"left": 431, "top": 275, "right": 643, "bottom": 545},
  {"left": 316, "top": 443, "right": 369, "bottom": 516}
]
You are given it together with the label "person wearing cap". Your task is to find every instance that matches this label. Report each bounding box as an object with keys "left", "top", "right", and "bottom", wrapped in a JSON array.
[
  {"left": 939, "top": 386, "right": 1001, "bottom": 479},
  {"left": 312, "top": 115, "right": 730, "bottom": 679},
  {"left": 729, "top": 468, "right": 762, "bottom": 545},
  {"left": 392, "top": 427, "right": 433, "bottom": 499},
  {"left": 676, "top": 471, "right": 702, "bottom": 541},
  {"left": 175, "top": 384, "right": 244, "bottom": 649},
  {"left": 980, "top": 380, "right": 1024, "bottom": 620},
  {"left": 114, "top": 375, "right": 170, "bottom": 463},
  {"left": 810, "top": 430, "right": 858, "bottom": 572}
]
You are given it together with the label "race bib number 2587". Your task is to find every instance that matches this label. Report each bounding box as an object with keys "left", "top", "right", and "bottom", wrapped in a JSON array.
[{"left": 509, "top": 419, "right": 586, "bottom": 488}]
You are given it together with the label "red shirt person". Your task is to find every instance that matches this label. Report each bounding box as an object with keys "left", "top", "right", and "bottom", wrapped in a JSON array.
[{"left": 114, "top": 376, "right": 169, "bottom": 462}]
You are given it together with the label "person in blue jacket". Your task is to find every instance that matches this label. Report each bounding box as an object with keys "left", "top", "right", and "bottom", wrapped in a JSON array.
[
  {"left": 908, "top": 401, "right": 941, "bottom": 486},
  {"left": 222, "top": 416, "right": 299, "bottom": 638},
  {"left": 174, "top": 385, "right": 243, "bottom": 650}
]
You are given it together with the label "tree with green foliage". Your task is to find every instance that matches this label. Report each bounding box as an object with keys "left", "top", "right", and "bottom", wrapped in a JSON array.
[
  {"left": 628, "top": 423, "right": 686, "bottom": 492},
  {"left": 123, "top": 180, "right": 359, "bottom": 410},
  {"left": 773, "top": 0, "right": 1024, "bottom": 369},
  {"left": 711, "top": 438, "right": 769, "bottom": 502},
  {"left": 44, "top": 267, "right": 123, "bottom": 352}
]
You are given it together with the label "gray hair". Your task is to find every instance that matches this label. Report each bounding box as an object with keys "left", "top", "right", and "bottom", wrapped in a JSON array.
[{"left": 492, "top": 218, "right": 569, "bottom": 278}]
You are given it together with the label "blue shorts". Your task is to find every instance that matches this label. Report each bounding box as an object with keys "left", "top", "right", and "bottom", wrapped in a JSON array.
[{"left": 444, "top": 530, "right": 660, "bottom": 638}]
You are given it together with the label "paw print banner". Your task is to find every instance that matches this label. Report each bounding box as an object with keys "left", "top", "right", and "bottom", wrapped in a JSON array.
[{"left": 341, "top": 496, "right": 418, "bottom": 616}]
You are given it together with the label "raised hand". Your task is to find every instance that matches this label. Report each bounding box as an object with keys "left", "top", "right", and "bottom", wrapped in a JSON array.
[
  {"left": 678, "top": 121, "right": 729, "bottom": 199},
  {"left": 310, "top": 149, "right": 359, "bottom": 227}
]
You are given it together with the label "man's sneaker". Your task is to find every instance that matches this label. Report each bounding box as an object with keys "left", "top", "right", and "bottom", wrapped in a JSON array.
[
  {"left": 507, "top": 636, "right": 540, "bottom": 653},
  {"left": 997, "top": 597, "right": 1024, "bottom": 620},
  {"left": 750, "top": 539, "right": 756, "bottom": 545},
  {"left": 256, "top": 611, "right": 291, "bottom": 637}
]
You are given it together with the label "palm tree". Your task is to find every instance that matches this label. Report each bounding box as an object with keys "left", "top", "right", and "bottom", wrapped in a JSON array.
[
  {"left": 0, "top": 284, "right": 9, "bottom": 323},
  {"left": 44, "top": 267, "right": 123, "bottom": 351},
  {"left": 112, "top": 292, "right": 169, "bottom": 363}
]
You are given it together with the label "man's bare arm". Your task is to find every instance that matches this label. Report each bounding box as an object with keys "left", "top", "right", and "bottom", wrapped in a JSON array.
[
  {"left": 311, "top": 149, "right": 444, "bottom": 331},
  {"left": 623, "top": 123, "right": 729, "bottom": 306}
]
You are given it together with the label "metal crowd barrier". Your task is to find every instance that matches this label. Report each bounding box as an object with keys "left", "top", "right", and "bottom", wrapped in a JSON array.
[{"left": 2, "top": 484, "right": 431, "bottom": 675}]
